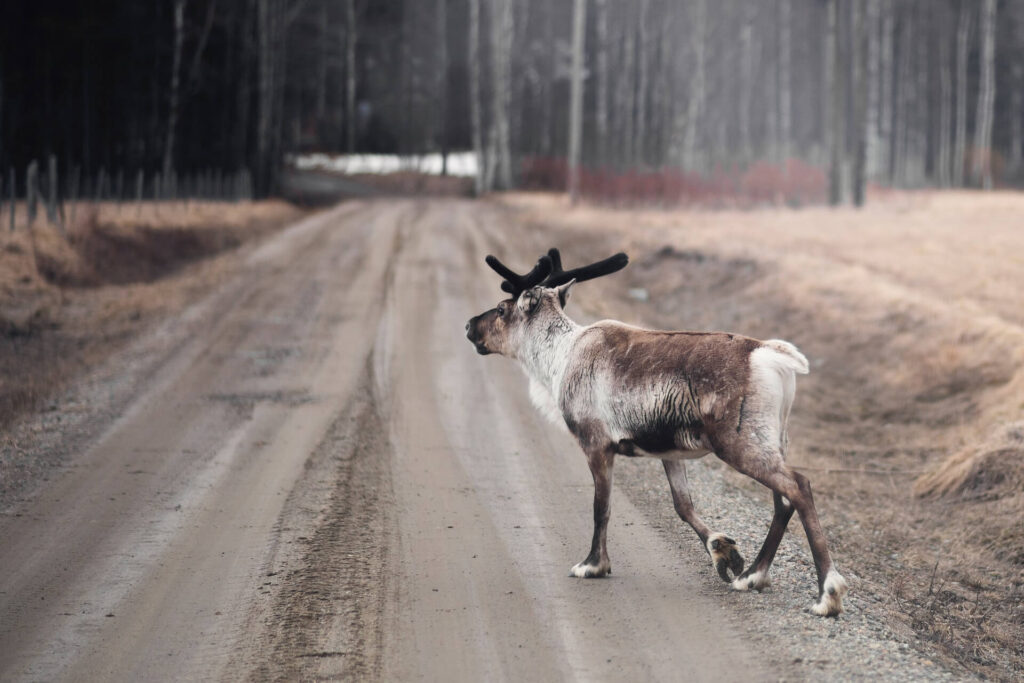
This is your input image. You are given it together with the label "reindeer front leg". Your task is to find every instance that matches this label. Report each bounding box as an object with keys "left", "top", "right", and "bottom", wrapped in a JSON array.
[{"left": 571, "top": 445, "right": 615, "bottom": 578}]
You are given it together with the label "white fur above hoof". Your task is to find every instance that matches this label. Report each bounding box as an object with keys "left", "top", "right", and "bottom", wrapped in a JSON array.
[
  {"left": 810, "top": 570, "right": 848, "bottom": 617},
  {"left": 570, "top": 561, "right": 610, "bottom": 578},
  {"left": 731, "top": 569, "right": 770, "bottom": 592}
]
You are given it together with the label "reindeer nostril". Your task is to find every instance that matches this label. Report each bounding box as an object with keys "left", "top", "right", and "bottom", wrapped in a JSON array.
[{"left": 465, "top": 322, "right": 470, "bottom": 332}]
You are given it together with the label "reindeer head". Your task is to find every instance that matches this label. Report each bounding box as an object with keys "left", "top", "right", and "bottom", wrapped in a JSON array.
[{"left": 465, "top": 248, "right": 628, "bottom": 358}]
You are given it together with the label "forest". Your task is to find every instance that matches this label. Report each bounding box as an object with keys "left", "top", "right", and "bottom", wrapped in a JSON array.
[{"left": 1, "top": 0, "right": 1022, "bottom": 202}]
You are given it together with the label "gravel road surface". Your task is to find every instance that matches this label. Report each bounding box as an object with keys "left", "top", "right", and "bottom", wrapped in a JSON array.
[{"left": 0, "top": 199, "right": 966, "bottom": 681}]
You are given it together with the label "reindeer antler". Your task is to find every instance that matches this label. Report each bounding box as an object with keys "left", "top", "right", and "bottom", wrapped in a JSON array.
[
  {"left": 485, "top": 254, "right": 553, "bottom": 295},
  {"left": 485, "top": 248, "right": 629, "bottom": 296},
  {"left": 541, "top": 248, "right": 629, "bottom": 288}
]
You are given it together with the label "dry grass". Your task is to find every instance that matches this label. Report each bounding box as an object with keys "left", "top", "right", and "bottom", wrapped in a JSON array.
[
  {"left": 0, "top": 200, "right": 303, "bottom": 426},
  {"left": 501, "top": 190, "right": 1024, "bottom": 680}
]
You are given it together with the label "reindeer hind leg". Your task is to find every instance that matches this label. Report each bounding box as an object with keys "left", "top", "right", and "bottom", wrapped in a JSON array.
[{"left": 662, "top": 460, "right": 744, "bottom": 582}]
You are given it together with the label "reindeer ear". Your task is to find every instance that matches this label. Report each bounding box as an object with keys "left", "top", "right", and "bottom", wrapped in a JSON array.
[
  {"left": 517, "top": 288, "right": 542, "bottom": 314},
  {"left": 556, "top": 279, "right": 575, "bottom": 308}
]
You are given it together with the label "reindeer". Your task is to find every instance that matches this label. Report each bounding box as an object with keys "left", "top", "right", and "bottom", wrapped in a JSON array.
[{"left": 465, "top": 248, "right": 848, "bottom": 616}]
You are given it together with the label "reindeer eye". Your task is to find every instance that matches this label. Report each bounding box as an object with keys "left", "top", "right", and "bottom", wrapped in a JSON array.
[{"left": 496, "top": 305, "right": 506, "bottom": 316}]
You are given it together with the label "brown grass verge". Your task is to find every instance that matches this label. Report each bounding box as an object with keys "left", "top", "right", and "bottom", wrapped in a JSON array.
[{"left": 0, "top": 200, "right": 304, "bottom": 427}]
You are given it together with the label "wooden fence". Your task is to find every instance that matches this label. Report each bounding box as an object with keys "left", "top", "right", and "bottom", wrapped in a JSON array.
[{"left": 0, "top": 155, "right": 254, "bottom": 231}]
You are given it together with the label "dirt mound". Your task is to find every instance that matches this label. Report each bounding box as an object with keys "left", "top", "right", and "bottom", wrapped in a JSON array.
[
  {"left": 915, "top": 422, "right": 1024, "bottom": 501},
  {"left": 0, "top": 232, "right": 59, "bottom": 335},
  {"left": 45, "top": 221, "right": 242, "bottom": 287}
]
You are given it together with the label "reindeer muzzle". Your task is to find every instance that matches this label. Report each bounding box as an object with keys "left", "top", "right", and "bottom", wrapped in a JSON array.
[{"left": 465, "top": 316, "right": 492, "bottom": 355}]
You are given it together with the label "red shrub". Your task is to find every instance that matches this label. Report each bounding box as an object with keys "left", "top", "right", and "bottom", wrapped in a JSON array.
[{"left": 519, "top": 156, "right": 828, "bottom": 207}]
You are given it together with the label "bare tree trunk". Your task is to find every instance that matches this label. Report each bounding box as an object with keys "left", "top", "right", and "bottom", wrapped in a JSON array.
[
  {"left": 163, "top": 0, "right": 187, "bottom": 178},
  {"left": 953, "top": 0, "right": 970, "bottom": 187},
  {"left": 595, "top": 0, "right": 609, "bottom": 166},
  {"left": 828, "top": 0, "right": 843, "bottom": 204},
  {"left": 1011, "top": 58, "right": 1024, "bottom": 173},
  {"left": 539, "top": 0, "right": 554, "bottom": 157},
  {"left": 972, "top": 0, "right": 996, "bottom": 189},
  {"left": 635, "top": 0, "right": 649, "bottom": 167},
  {"left": 490, "top": 0, "right": 514, "bottom": 190},
  {"left": 878, "top": 0, "right": 894, "bottom": 181},
  {"left": 316, "top": 0, "right": 328, "bottom": 120},
  {"left": 684, "top": 0, "right": 707, "bottom": 172},
  {"left": 865, "top": 0, "right": 882, "bottom": 178},
  {"left": 257, "top": 0, "right": 274, "bottom": 194},
  {"left": 739, "top": 2, "right": 754, "bottom": 164},
  {"left": 568, "top": 0, "right": 587, "bottom": 204},
  {"left": 436, "top": 0, "right": 448, "bottom": 175},
  {"left": 346, "top": 0, "right": 358, "bottom": 153},
  {"left": 619, "top": 12, "right": 635, "bottom": 167},
  {"left": 468, "top": 0, "right": 485, "bottom": 193},
  {"left": 778, "top": 0, "right": 791, "bottom": 163},
  {"left": 937, "top": 6, "right": 954, "bottom": 187},
  {"left": 852, "top": 1, "right": 868, "bottom": 206},
  {"left": 917, "top": 6, "right": 933, "bottom": 187},
  {"left": 893, "top": 9, "right": 912, "bottom": 185}
]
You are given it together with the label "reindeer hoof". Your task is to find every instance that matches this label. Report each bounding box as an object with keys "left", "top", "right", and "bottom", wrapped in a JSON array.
[
  {"left": 570, "top": 561, "right": 611, "bottom": 578},
  {"left": 810, "top": 570, "right": 848, "bottom": 617},
  {"left": 730, "top": 568, "right": 771, "bottom": 592},
  {"left": 707, "top": 533, "right": 745, "bottom": 582}
]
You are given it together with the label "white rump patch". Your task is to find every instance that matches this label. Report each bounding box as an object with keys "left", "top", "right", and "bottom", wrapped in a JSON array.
[
  {"left": 761, "top": 339, "right": 809, "bottom": 374},
  {"left": 746, "top": 343, "right": 808, "bottom": 453},
  {"left": 810, "top": 569, "right": 848, "bottom": 616}
]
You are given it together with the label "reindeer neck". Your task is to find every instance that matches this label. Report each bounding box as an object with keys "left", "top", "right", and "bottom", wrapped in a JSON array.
[{"left": 518, "top": 311, "right": 581, "bottom": 397}]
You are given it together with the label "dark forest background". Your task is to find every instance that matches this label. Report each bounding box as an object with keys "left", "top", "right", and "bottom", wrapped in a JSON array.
[{"left": 1, "top": 0, "right": 1022, "bottom": 200}]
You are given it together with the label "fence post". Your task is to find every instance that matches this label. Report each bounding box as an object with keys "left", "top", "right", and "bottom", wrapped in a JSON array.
[
  {"left": 95, "top": 167, "right": 106, "bottom": 202},
  {"left": 46, "top": 154, "right": 59, "bottom": 227},
  {"left": 135, "top": 169, "right": 144, "bottom": 217},
  {"left": 8, "top": 168, "right": 14, "bottom": 231},
  {"left": 70, "top": 165, "right": 80, "bottom": 225},
  {"left": 26, "top": 160, "right": 39, "bottom": 228},
  {"left": 115, "top": 169, "right": 124, "bottom": 213}
]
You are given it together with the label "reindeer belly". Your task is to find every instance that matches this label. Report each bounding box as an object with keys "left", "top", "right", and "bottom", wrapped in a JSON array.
[
  {"left": 605, "top": 383, "right": 711, "bottom": 459},
  {"left": 614, "top": 430, "right": 710, "bottom": 460}
]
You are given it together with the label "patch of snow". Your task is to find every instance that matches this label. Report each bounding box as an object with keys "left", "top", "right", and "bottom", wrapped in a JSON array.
[{"left": 291, "top": 152, "right": 478, "bottom": 178}]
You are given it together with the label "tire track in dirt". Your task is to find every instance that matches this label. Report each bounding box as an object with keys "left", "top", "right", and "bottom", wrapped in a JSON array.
[
  {"left": 247, "top": 360, "right": 394, "bottom": 682},
  {"left": 0, "top": 201, "right": 406, "bottom": 681}
]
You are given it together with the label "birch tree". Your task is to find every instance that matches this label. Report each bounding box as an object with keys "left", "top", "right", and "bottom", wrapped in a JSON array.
[
  {"left": 346, "top": 0, "right": 358, "bottom": 153},
  {"left": 852, "top": 0, "right": 868, "bottom": 206},
  {"left": 490, "top": 0, "right": 514, "bottom": 190},
  {"left": 163, "top": 0, "right": 187, "bottom": 178},
  {"left": 594, "top": 0, "right": 609, "bottom": 166},
  {"left": 953, "top": 0, "right": 971, "bottom": 187},
  {"left": 468, "top": 0, "right": 485, "bottom": 193},
  {"left": 827, "top": 0, "right": 843, "bottom": 204},
  {"left": 683, "top": 0, "right": 707, "bottom": 171},
  {"left": 739, "top": 2, "right": 755, "bottom": 164},
  {"left": 436, "top": 0, "right": 449, "bottom": 175},
  {"left": 568, "top": 0, "right": 587, "bottom": 204},
  {"left": 971, "top": 0, "right": 996, "bottom": 189},
  {"left": 777, "top": 0, "right": 791, "bottom": 163}
]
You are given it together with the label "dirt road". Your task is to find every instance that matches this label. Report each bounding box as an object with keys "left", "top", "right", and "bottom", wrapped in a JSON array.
[{"left": 0, "top": 199, "right": 963, "bottom": 681}]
